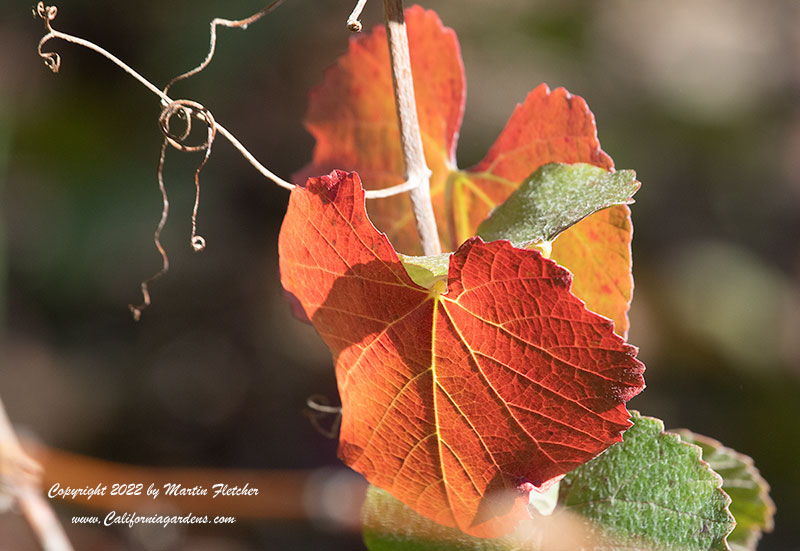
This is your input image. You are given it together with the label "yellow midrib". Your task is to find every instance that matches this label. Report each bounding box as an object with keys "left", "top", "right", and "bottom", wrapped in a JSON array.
[{"left": 429, "top": 292, "right": 456, "bottom": 523}]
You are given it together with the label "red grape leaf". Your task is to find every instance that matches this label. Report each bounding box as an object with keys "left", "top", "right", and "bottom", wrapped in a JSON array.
[
  {"left": 298, "top": 7, "right": 634, "bottom": 336},
  {"left": 279, "top": 170, "right": 645, "bottom": 537}
]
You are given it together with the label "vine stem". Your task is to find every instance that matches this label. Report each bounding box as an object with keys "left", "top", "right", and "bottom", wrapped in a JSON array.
[
  {"left": 382, "top": 0, "right": 441, "bottom": 255},
  {"left": 0, "top": 397, "right": 74, "bottom": 551}
]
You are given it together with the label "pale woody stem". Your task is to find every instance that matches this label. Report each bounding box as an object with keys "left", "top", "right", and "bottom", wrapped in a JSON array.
[{"left": 383, "top": 0, "right": 442, "bottom": 255}]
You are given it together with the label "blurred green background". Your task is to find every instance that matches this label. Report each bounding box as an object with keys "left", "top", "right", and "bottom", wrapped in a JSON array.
[{"left": 1, "top": 0, "right": 799, "bottom": 549}]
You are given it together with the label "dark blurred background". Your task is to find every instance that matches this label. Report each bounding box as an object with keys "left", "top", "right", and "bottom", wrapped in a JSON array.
[{"left": 1, "top": 0, "right": 798, "bottom": 549}]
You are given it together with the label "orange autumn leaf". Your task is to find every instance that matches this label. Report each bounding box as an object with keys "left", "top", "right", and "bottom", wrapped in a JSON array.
[
  {"left": 298, "top": 6, "right": 634, "bottom": 336},
  {"left": 278, "top": 170, "right": 645, "bottom": 537},
  {"left": 467, "top": 87, "right": 633, "bottom": 338}
]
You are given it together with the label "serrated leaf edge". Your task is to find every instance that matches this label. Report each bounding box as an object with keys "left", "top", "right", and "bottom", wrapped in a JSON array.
[
  {"left": 674, "top": 431, "right": 736, "bottom": 551},
  {"left": 672, "top": 429, "right": 776, "bottom": 550}
]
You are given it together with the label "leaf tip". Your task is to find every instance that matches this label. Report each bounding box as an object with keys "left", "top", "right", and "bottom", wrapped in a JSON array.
[
  {"left": 319, "top": 169, "right": 347, "bottom": 188},
  {"left": 282, "top": 287, "right": 312, "bottom": 325},
  {"left": 302, "top": 169, "right": 367, "bottom": 206}
]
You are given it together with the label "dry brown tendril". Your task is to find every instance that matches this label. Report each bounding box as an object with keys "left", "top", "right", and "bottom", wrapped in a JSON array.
[
  {"left": 34, "top": 3, "right": 61, "bottom": 72},
  {"left": 128, "top": 100, "right": 216, "bottom": 320}
]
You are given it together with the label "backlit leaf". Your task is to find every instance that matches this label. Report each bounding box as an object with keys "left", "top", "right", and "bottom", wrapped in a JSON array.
[
  {"left": 279, "top": 170, "right": 645, "bottom": 537},
  {"left": 560, "top": 412, "right": 736, "bottom": 551},
  {"left": 675, "top": 431, "right": 775, "bottom": 551},
  {"left": 299, "top": 7, "right": 634, "bottom": 336}
]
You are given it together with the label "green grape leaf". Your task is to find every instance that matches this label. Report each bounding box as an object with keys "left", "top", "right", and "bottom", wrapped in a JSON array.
[
  {"left": 560, "top": 411, "right": 736, "bottom": 551},
  {"left": 477, "top": 163, "right": 639, "bottom": 247},
  {"left": 363, "top": 484, "right": 599, "bottom": 551},
  {"left": 674, "top": 431, "right": 775, "bottom": 551},
  {"left": 362, "top": 485, "right": 509, "bottom": 551}
]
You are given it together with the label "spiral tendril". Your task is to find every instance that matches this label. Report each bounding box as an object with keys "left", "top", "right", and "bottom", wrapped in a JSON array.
[{"left": 36, "top": 3, "right": 61, "bottom": 73}]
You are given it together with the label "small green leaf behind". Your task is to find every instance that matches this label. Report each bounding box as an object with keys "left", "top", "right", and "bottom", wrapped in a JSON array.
[
  {"left": 363, "top": 483, "right": 597, "bottom": 551},
  {"left": 398, "top": 253, "right": 452, "bottom": 289},
  {"left": 674, "top": 430, "right": 775, "bottom": 551},
  {"left": 560, "top": 411, "right": 735, "bottom": 551},
  {"left": 477, "top": 163, "right": 639, "bottom": 246}
]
